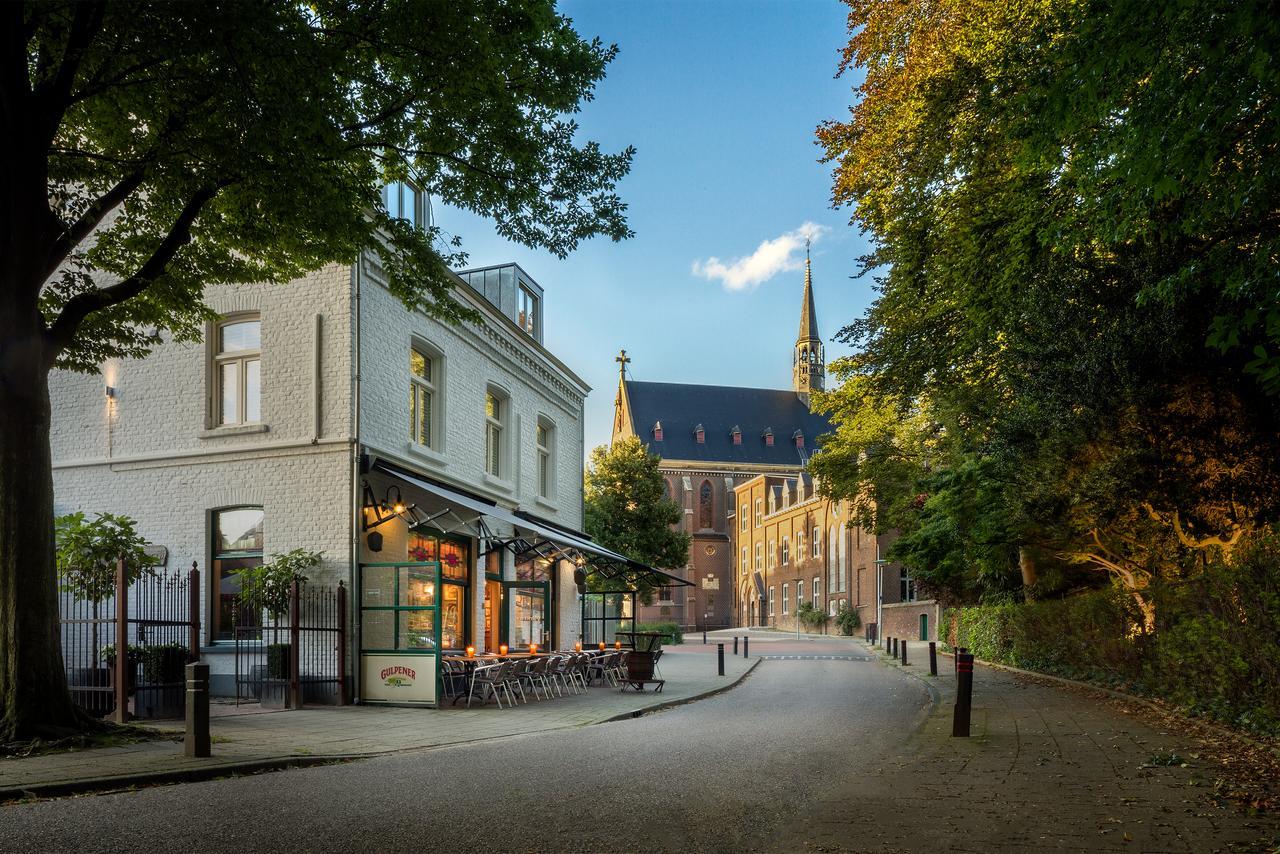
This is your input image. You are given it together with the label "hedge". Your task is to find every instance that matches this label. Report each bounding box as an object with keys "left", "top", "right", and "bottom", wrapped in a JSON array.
[
  {"left": 944, "top": 531, "right": 1280, "bottom": 737},
  {"left": 633, "top": 621, "right": 683, "bottom": 645}
]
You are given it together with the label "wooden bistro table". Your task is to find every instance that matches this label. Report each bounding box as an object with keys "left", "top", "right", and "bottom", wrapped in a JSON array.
[{"left": 613, "top": 631, "right": 668, "bottom": 693}]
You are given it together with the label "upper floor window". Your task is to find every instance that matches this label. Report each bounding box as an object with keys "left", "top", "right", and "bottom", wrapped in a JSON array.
[
  {"left": 812, "top": 576, "right": 821, "bottom": 606},
  {"left": 214, "top": 317, "right": 260, "bottom": 426},
  {"left": 812, "top": 526, "right": 821, "bottom": 558},
  {"left": 796, "top": 530, "right": 805, "bottom": 560},
  {"left": 410, "top": 347, "right": 436, "bottom": 448},
  {"left": 797, "top": 579, "right": 805, "bottom": 608},
  {"left": 781, "top": 536, "right": 790, "bottom": 565},
  {"left": 754, "top": 498, "right": 763, "bottom": 527},
  {"left": 536, "top": 420, "right": 554, "bottom": 499},
  {"left": 901, "top": 568, "right": 917, "bottom": 602},
  {"left": 518, "top": 286, "right": 538, "bottom": 336},
  {"left": 767, "top": 540, "right": 776, "bottom": 569},
  {"left": 699, "top": 480, "right": 713, "bottom": 529},
  {"left": 754, "top": 543, "right": 763, "bottom": 571},
  {"left": 782, "top": 583, "right": 790, "bottom": 615},
  {"left": 385, "top": 180, "right": 424, "bottom": 230},
  {"left": 740, "top": 507, "right": 748, "bottom": 533},
  {"left": 485, "top": 391, "right": 505, "bottom": 478},
  {"left": 740, "top": 547, "right": 748, "bottom": 576}
]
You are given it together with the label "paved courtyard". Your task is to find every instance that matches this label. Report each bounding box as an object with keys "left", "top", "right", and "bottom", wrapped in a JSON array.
[{"left": 0, "top": 633, "right": 1275, "bottom": 852}]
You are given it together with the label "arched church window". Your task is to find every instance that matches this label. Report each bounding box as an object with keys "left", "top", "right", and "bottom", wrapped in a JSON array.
[{"left": 699, "top": 480, "right": 714, "bottom": 529}]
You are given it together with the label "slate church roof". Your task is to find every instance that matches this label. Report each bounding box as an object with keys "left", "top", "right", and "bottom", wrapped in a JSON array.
[{"left": 621, "top": 380, "right": 832, "bottom": 467}]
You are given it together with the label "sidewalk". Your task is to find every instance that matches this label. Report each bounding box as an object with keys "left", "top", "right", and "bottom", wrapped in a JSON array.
[
  {"left": 0, "top": 651, "right": 755, "bottom": 801},
  {"left": 800, "top": 640, "right": 1280, "bottom": 853}
]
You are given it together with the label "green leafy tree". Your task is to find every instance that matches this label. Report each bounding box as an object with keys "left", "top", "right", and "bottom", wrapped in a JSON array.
[
  {"left": 238, "top": 549, "right": 323, "bottom": 621},
  {"left": 583, "top": 437, "right": 691, "bottom": 603},
  {"left": 1, "top": 1, "right": 633, "bottom": 741},
  {"left": 55, "top": 511, "right": 159, "bottom": 657},
  {"left": 812, "top": 0, "right": 1280, "bottom": 622}
]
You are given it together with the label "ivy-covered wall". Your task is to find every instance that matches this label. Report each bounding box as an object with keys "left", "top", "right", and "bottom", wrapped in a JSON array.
[{"left": 943, "top": 531, "right": 1280, "bottom": 737}]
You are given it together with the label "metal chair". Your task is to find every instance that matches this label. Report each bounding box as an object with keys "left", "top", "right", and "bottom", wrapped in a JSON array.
[{"left": 467, "top": 661, "right": 514, "bottom": 709}]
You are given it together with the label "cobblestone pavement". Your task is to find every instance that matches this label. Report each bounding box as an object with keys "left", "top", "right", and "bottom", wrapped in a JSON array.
[
  {"left": 0, "top": 634, "right": 1274, "bottom": 853},
  {"left": 0, "top": 649, "right": 751, "bottom": 796},
  {"left": 799, "top": 640, "right": 1280, "bottom": 853}
]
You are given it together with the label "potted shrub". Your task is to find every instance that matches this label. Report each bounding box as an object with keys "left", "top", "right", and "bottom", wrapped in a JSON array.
[
  {"left": 238, "top": 548, "right": 322, "bottom": 707},
  {"left": 55, "top": 512, "right": 159, "bottom": 717},
  {"left": 796, "top": 601, "right": 829, "bottom": 634}
]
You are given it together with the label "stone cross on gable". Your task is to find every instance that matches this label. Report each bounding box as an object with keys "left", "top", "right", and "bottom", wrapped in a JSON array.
[{"left": 615, "top": 348, "right": 630, "bottom": 379}]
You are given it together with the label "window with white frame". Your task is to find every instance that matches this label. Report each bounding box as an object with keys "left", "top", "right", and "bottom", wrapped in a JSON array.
[
  {"left": 797, "top": 579, "right": 805, "bottom": 610},
  {"left": 754, "top": 543, "right": 763, "bottom": 571},
  {"left": 410, "top": 347, "right": 436, "bottom": 448},
  {"left": 741, "top": 508, "right": 749, "bottom": 533},
  {"left": 767, "top": 540, "right": 776, "bottom": 569},
  {"left": 536, "top": 419, "right": 554, "bottom": 499},
  {"left": 781, "top": 536, "right": 790, "bottom": 565},
  {"left": 755, "top": 499, "right": 763, "bottom": 527},
  {"left": 385, "top": 180, "right": 424, "bottom": 230},
  {"left": 213, "top": 316, "right": 261, "bottom": 426},
  {"left": 769, "top": 586, "right": 775, "bottom": 617},
  {"left": 796, "top": 530, "right": 805, "bottom": 560},
  {"left": 740, "top": 547, "right": 748, "bottom": 577},
  {"left": 812, "top": 526, "right": 821, "bottom": 558},
  {"left": 518, "top": 287, "right": 538, "bottom": 337},
  {"left": 812, "top": 576, "right": 820, "bottom": 607},
  {"left": 828, "top": 526, "right": 838, "bottom": 593},
  {"left": 484, "top": 390, "right": 505, "bottom": 478},
  {"left": 781, "top": 583, "right": 790, "bottom": 615}
]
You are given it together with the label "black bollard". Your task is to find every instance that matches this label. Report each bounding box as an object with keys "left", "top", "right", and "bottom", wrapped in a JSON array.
[
  {"left": 184, "top": 662, "right": 211, "bottom": 758},
  {"left": 733, "top": 636, "right": 739, "bottom": 655},
  {"left": 901, "top": 640, "right": 908, "bottom": 666},
  {"left": 891, "top": 637, "right": 897, "bottom": 657},
  {"left": 955, "top": 646, "right": 969, "bottom": 675},
  {"left": 952, "top": 653, "right": 974, "bottom": 737},
  {"left": 929, "top": 641, "right": 938, "bottom": 676},
  {"left": 717, "top": 643, "right": 725, "bottom": 676},
  {"left": 743, "top": 636, "right": 749, "bottom": 658},
  {"left": 703, "top": 629, "right": 708, "bottom": 645}
]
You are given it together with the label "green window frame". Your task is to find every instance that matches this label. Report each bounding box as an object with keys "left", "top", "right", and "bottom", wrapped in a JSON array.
[{"left": 358, "top": 561, "right": 441, "bottom": 654}]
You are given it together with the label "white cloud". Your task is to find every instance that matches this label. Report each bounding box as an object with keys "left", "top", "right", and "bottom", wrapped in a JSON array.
[{"left": 691, "top": 221, "right": 829, "bottom": 291}]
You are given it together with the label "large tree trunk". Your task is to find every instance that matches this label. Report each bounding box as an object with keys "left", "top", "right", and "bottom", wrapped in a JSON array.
[
  {"left": 0, "top": 337, "right": 86, "bottom": 741},
  {"left": 1018, "top": 546, "right": 1038, "bottom": 600}
]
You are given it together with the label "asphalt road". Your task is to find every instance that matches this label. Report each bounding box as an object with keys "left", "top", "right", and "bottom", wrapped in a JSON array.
[{"left": 0, "top": 637, "right": 928, "bottom": 854}]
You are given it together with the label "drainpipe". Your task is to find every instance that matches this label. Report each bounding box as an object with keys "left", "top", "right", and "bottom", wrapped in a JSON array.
[{"left": 348, "top": 256, "right": 363, "bottom": 702}]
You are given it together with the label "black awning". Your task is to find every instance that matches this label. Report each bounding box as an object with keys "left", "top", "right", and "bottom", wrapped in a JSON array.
[{"left": 369, "top": 458, "right": 691, "bottom": 589}]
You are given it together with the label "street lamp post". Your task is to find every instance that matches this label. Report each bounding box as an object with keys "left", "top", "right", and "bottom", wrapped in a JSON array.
[{"left": 874, "top": 551, "right": 888, "bottom": 645}]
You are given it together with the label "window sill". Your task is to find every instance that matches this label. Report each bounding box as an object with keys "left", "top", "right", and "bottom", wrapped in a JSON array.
[
  {"left": 405, "top": 441, "right": 447, "bottom": 468},
  {"left": 482, "top": 472, "right": 513, "bottom": 493},
  {"left": 532, "top": 495, "right": 558, "bottom": 513},
  {"left": 199, "top": 423, "right": 269, "bottom": 439}
]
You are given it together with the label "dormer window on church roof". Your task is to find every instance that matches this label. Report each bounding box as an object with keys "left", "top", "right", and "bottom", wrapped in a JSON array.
[
  {"left": 731, "top": 425, "right": 742, "bottom": 445},
  {"left": 652, "top": 421, "right": 663, "bottom": 441},
  {"left": 762, "top": 427, "right": 774, "bottom": 447},
  {"left": 694, "top": 423, "right": 705, "bottom": 444},
  {"left": 793, "top": 429, "right": 804, "bottom": 449}
]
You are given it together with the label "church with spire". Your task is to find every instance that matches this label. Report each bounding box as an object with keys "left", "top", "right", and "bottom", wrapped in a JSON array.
[{"left": 611, "top": 251, "right": 834, "bottom": 630}]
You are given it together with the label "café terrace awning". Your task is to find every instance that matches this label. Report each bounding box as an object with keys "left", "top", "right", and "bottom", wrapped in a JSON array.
[{"left": 370, "top": 459, "right": 692, "bottom": 590}]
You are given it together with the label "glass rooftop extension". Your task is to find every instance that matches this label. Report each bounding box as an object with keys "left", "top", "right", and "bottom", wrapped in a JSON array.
[{"left": 456, "top": 263, "right": 544, "bottom": 344}]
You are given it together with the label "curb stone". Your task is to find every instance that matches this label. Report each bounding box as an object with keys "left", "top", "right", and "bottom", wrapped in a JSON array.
[{"left": 0, "top": 660, "right": 763, "bottom": 804}]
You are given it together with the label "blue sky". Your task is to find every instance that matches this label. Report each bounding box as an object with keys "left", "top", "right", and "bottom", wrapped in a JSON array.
[{"left": 441, "top": 1, "right": 873, "bottom": 455}]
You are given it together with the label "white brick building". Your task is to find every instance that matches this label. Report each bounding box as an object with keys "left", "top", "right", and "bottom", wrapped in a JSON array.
[{"left": 50, "top": 239, "right": 614, "bottom": 703}]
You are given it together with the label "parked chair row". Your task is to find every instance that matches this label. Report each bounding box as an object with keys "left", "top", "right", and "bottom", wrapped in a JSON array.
[{"left": 466, "top": 653, "right": 605, "bottom": 709}]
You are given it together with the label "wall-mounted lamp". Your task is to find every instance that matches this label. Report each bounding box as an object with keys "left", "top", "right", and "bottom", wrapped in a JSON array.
[
  {"left": 361, "top": 481, "right": 430, "bottom": 531},
  {"left": 105, "top": 385, "right": 117, "bottom": 400}
]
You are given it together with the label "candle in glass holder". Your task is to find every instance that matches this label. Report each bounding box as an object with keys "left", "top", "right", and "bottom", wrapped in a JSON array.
[
  {"left": 499, "top": 644, "right": 508, "bottom": 656},
  {"left": 574, "top": 642, "right": 582, "bottom": 652},
  {"left": 614, "top": 640, "right": 622, "bottom": 649},
  {"left": 598, "top": 642, "right": 606, "bottom": 651},
  {"left": 465, "top": 646, "right": 475, "bottom": 658},
  {"left": 529, "top": 643, "right": 538, "bottom": 655}
]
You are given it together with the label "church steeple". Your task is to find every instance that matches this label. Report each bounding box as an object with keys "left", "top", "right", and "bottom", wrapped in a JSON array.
[{"left": 793, "top": 243, "right": 824, "bottom": 403}]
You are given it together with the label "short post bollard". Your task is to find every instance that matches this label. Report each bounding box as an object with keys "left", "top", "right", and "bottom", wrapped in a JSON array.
[
  {"left": 891, "top": 637, "right": 897, "bottom": 657},
  {"left": 184, "top": 662, "right": 211, "bottom": 758},
  {"left": 955, "top": 646, "right": 968, "bottom": 675},
  {"left": 952, "top": 653, "right": 974, "bottom": 737},
  {"left": 901, "top": 640, "right": 908, "bottom": 666},
  {"left": 733, "top": 636, "right": 739, "bottom": 655},
  {"left": 743, "top": 636, "right": 749, "bottom": 658},
  {"left": 929, "top": 641, "right": 938, "bottom": 676},
  {"left": 717, "top": 643, "right": 725, "bottom": 676}
]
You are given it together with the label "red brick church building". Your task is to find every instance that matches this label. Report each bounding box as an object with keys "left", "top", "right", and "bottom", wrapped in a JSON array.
[{"left": 611, "top": 253, "right": 833, "bottom": 630}]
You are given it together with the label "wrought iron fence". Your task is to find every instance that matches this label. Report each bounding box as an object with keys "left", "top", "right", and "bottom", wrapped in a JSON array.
[
  {"left": 234, "top": 581, "right": 347, "bottom": 708},
  {"left": 59, "top": 562, "right": 198, "bottom": 721}
]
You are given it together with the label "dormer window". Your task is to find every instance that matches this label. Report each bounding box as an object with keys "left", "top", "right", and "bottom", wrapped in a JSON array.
[
  {"left": 731, "top": 426, "right": 742, "bottom": 445},
  {"left": 652, "top": 421, "right": 664, "bottom": 442},
  {"left": 793, "top": 430, "right": 804, "bottom": 449},
  {"left": 762, "top": 428, "right": 774, "bottom": 447},
  {"left": 694, "top": 423, "right": 705, "bottom": 444}
]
